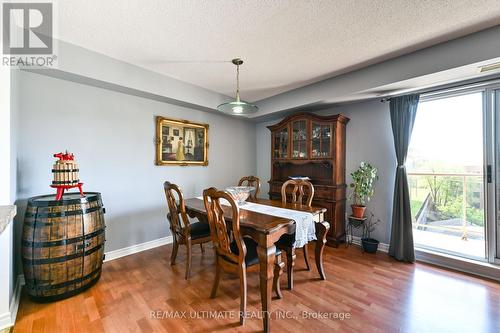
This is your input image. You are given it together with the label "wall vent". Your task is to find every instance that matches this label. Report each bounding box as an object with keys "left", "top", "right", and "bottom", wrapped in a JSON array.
[{"left": 479, "top": 62, "right": 500, "bottom": 73}]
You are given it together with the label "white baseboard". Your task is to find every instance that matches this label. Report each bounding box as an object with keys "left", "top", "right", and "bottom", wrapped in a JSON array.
[
  {"left": 0, "top": 275, "right": 25, "bottom": 330},
  {"left": 104, "top": 236, "right": 173, "bottom": 262},
  {"left": 9, "top": 275, "right": 24, "bottom": 326},
  {"left": 348, "top": 236, "right": 389, "bottom": 253},
  {"left": 0, "top": 313, "right": 10, "bottom": 330}
]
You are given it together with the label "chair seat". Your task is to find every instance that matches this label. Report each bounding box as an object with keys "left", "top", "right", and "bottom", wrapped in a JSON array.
[
  {"left": 185, "top": 222, "right": 211, "bottom": 240},
  {"left": 275, "top": 233, "right": 296, "bottom": 247},
  {"left": 227, "top": 237, "right": 281, "bottom": 266}
]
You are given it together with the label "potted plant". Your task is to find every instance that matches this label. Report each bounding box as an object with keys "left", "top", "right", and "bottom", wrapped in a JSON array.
[
  {"left": 349, "top": 162, "right": 378, "bottom": 218},
  {"left": 362, "top": 213, "right": 380, "bottom": 253}
]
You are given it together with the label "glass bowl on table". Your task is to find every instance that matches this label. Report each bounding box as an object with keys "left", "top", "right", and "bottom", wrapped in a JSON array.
[{"left": 225, "top": 186, "right": 255, "bottom": 205}]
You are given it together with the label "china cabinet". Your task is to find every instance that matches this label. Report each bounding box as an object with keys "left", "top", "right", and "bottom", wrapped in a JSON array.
[{"left": 268, "top": 113, "right": 349, "bottom": 246}]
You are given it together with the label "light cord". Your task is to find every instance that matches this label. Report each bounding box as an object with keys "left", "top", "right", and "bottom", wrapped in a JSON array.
[{"left": 235, "top": 64, "right": 240, "bottom": 102}]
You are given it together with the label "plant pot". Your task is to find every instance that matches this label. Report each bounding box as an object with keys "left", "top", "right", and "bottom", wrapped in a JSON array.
[
  {"left": 351, "top": 205, "right": 366, "bottom": 218},
  {"left": 361, "top": 238, "right": 379, "bottom": 253}
]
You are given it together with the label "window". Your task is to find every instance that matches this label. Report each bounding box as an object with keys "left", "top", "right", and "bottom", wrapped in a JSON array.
[{"left": 407, "top": 91, "right": 486, "bottom": 259}]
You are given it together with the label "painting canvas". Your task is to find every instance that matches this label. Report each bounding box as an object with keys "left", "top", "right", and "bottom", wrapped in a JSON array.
[{"left": 156, "top": 116, "right": 208, "bottom": 166}]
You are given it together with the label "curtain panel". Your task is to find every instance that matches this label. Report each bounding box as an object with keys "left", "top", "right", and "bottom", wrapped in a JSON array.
[{"left": 388, "top": 94, "right": 420, "bottom": 262}]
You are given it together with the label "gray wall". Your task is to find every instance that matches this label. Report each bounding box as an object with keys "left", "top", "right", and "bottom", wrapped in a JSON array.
[
  {"left": 13, "top": 70, "right": 256, "bottom": 257},
  {"left": 255, "top": 100, "right": 396, "bottom": 243}
]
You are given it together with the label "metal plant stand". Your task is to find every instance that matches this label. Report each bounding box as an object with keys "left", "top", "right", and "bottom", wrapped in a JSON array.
[{"left": 345, "top": 216, "right": 367, "bottom": 249}]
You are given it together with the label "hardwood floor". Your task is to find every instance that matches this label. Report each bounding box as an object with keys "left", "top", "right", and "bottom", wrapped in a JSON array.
[{"left": 14, "top": 244, "right": 500, "bottom": 333}]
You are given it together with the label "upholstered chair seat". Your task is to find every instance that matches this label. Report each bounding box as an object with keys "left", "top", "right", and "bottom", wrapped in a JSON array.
[
  {"left": 226, "top": 237, "right": 282, "bottom": 266},
  {"left": 184, "top": 222, "right": 211, "bottom": 240}
]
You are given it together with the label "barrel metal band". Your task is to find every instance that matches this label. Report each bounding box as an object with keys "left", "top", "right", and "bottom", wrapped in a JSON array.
[
  {"left": 51, "top": 181, "right": 80, "bottom": 185},
  {"left": 24, "top": 206, "right": 103, "bottom": 219},
  {"left": 28, "top": 194, "right": 100, "bottom": 207},
  {"left": 22, "top": 228, "right": 105, "bottom": 248},
  {"left": 25, "top": 267, "right": 102, "bottom": 291},
  {"left": 51, "top": 169, "right": 79, "bottom": 173},
  {"left": 22, "top": 243, "right": 104, "bottom": 265}
]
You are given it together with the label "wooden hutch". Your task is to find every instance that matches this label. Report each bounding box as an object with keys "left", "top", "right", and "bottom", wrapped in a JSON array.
[{"left": 267, "top": 113, "right": 349, "bottom": 247}]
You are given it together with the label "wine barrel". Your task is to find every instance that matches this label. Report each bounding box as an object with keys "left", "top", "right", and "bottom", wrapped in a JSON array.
[{"left": 22, "top": 192, "right": 106, "bottom": 302}]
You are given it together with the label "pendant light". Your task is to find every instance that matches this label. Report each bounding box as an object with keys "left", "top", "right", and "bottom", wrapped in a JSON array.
[{"left": 217, "top": 58, "right": 258, "bottom": 115}]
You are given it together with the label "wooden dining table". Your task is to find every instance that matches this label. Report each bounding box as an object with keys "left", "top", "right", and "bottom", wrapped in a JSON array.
[{"left": 184, "top": 197, "right": 329, "bottom": 333}]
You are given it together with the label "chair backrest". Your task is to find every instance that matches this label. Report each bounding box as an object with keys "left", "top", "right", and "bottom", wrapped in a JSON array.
[
  {"left": 164, "top": 181, "right": 190, "bottom": 236},
  {"left": 203, "top": 187, "right": 246, "bottom": 265},
  {"left": 238, "top": 176, "right": 261, "bottom": 199},
  {"left": 281, "top": 179, "right": 315, "bottom": 206}
]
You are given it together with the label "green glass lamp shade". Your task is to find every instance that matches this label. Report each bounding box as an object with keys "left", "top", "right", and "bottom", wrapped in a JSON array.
[
  {"left": 217, "top": 58, "right": 258, "bottom": 115},
  {"left": 217, "top": 100, "right": 258, "bottom": 115}
]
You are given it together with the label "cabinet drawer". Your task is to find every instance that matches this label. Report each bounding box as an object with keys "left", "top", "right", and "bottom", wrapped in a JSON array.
[{"left": 313, "top": 186, "right": 334, "bottom": 200}]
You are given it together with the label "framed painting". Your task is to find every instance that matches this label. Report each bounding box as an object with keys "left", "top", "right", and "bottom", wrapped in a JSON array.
[{"left": 155, "top": 116, "right": 209, "bottom": 166}]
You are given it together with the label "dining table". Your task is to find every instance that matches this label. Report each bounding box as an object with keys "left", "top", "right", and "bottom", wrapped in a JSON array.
[{"left": 184, "top": 197, "right": 329, "bottom": 333}]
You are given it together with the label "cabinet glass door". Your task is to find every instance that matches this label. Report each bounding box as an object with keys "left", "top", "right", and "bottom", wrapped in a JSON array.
[
  {"left": 312, "top": 122, "right": 331, "bottom": 158},
  {"left": 292, "top": 120, "right": 307, "bottom": 158},
  {"left": 273, "top": 127, "right": 288, "bottom": 159}
]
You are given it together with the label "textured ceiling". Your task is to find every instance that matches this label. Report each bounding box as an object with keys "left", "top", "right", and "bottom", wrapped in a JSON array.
[{"left": 55, "top": 0, "right": 500, "bottom": 102}]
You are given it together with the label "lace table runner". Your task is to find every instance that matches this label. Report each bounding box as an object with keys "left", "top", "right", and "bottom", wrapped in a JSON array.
[{"left": 197, "top": 197, "right": 316, "bottom": 247}]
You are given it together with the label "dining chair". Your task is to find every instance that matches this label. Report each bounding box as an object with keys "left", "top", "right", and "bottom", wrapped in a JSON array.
[
  {"left": 238, "top": 175, "right": 261, "bottom": 199},
  {"left": 164, "top": 181, "right": 211, "bottom": 280},
  {"left": 203, "top": 187, "right": 284, "bottom": 326},
  {"left": 275, "top": 179, "right": 315, "bottom": 289}
]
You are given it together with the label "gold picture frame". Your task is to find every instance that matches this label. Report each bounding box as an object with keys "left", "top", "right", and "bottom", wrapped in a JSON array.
[{"left": 155, "top": 116, "right": 209, "bottom": 166}]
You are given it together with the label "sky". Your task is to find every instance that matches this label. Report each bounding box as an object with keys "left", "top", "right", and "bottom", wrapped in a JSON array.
[{"left": 407, "top": 92, "right": 484, "bottom": 172}]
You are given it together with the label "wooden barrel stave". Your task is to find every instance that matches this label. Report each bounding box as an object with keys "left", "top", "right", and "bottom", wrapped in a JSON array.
[{"left": 22, "top": 193, "right": 105, "bottom": 302}]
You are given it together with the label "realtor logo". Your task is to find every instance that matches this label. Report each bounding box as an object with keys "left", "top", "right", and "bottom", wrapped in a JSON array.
[
  {"left": 2, "top": 2, "right": 53, "bottom": 54},
  {"left": 2, "top": 2, "right": 56, "bottom": 67}
]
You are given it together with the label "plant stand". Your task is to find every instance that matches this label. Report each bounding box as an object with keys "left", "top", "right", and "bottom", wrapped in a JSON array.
[{"left": 345, "top": 215, "right": 367, "bottom": 250}]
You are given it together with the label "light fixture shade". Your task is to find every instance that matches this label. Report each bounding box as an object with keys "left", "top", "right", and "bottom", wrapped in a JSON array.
[
  {"left": 217, "top": 58, "right": 258, "bottom": 115},
  {"left": 217, "top": 100, "right": 258, "bottom": 115}
]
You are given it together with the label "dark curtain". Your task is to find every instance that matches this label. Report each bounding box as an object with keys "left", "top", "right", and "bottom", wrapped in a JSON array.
[{"left": 388, "top": 94, "right": 420, "bottom": 262}]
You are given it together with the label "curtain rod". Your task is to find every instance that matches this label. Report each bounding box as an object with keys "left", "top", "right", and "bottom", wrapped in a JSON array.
[{"left": 380, "top": 74, "right": 500, "bottom": 103}]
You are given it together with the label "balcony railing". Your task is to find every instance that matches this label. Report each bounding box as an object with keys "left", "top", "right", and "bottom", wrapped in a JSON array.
[{"left": 407, "top": 172, "right": 484, "bottom": 241}]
